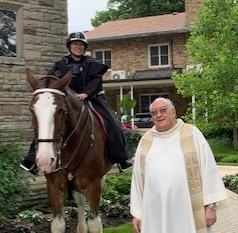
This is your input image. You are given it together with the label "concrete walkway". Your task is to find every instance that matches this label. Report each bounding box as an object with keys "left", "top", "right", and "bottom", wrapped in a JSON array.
[{"left": 213, "top": 166, "right": 238, "bottom": 233}]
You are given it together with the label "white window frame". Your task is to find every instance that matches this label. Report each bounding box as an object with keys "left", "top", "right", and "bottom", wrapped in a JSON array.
[
  {"left": 148, "top": 43, "right": 170, "bottom": 68},
  {"left": 94, "top": 49, "right": 112, "bottom": 70},
  {"left": 0, "top": 3, "right": 23, "bottom": 59}
]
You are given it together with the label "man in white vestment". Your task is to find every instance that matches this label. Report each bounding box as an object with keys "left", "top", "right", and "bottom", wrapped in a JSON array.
[{"left": 130, "top": 98, "right": 228, "bottom": 233}]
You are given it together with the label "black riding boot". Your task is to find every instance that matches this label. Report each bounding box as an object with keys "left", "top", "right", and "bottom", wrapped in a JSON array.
[
  {"left": 117, "top": 161, "right": 133, "bottom": 173},
  {"left": 20, "top": 141, "right": 38, "bottom": 175}
]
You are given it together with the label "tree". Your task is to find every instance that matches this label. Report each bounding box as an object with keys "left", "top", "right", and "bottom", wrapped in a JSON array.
[
  {"left": 91, "top": 0, "right": 185, "bottom": 27},
  {"left": 173, "top": 0, "right": 238, "bottom": 149}
]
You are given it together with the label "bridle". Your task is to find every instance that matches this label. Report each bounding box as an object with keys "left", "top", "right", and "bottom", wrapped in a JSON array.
[
  {"left": 32, "top": 88, "right": 67, "bottom": 145},
  {"left": 31, "top": 88, "right": 96, "bottom": 175}
]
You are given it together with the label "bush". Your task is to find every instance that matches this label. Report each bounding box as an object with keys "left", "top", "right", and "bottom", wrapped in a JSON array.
[
  {"left": 223, "top": 174, "right": 238, "bottom": 194},
  {"left": 124, "top": 130, "right": 142, "bottom": 159},
  {"left": 0, "top": 137, "right": 29, "bottom": 225},
  {"left": 101, "top": 172, "right": 132, "bottom": 218},
  {"left": 14, "top": 210, "right": 44, "bottom": 233}
]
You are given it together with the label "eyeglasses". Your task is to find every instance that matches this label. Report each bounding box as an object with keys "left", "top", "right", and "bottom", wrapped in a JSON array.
[{"left": 150, "top": 107, "right": 168, "bottom": 116}]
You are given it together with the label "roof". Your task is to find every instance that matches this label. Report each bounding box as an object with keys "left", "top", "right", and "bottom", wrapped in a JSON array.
[{"left": 86, "top": 12, "right": 188, "bottom": 41}]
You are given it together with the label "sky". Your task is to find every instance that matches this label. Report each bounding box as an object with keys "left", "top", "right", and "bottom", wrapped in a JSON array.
[{"left": 67, "top": 0, "right": 109, "bottom": 33}]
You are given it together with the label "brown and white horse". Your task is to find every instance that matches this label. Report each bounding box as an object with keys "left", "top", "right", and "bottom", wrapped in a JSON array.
[{"left": 26, "top": 69, "right": 112, "bottom": 233}]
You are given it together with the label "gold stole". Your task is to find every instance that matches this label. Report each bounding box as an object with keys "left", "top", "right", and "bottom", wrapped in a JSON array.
[{"left": 140, "top": 124, "right": 207, "bottom": 232}]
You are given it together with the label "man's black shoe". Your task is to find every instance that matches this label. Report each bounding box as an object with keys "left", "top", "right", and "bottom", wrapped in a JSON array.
[
  {"left": 20, "top": 159, "right": 38, "bottom": 175},
  {"left": 117, "top": 161, "right": 133, "bottom": 173}
]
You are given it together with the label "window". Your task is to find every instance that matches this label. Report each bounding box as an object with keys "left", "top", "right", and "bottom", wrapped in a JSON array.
[
  {"left": 0, "top": 3, "right": 23, "bottom": 59},
  {"left": 149, "top": 44, "right": 169, "bottom": 67},
  {"left": 94, "top": 50, "right": 112, "bottom": 69},
  {"left": 140, "top": 93, "right": 170, "bottom": 112},
  {"left": 0, "top": 9, "right": 16, "bottom": 57}
]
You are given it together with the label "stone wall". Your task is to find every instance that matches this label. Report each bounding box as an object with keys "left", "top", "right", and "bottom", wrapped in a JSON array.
[{"left": 0, "top": 0, "right": 68, "bottom": 148}]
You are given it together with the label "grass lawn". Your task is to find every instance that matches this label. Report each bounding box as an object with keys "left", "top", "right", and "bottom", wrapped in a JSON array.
[
  {"left": 208, "top": 137, "right": 238, "bottom": 165},
  {"left": 104, "top": 222, "right": 133, "bottom": 233}
]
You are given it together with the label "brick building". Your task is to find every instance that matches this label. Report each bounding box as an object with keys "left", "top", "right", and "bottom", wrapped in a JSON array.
[
  {"left": 0, "top": 0, "right": 205, "bottom": 146},
  {"left": 86, "top": 13, "right": 189, "bottom": 118}
]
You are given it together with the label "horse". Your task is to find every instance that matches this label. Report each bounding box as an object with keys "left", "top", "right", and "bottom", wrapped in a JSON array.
[{"left": 26, "top": 69, "right": 113, "bottom": 233}]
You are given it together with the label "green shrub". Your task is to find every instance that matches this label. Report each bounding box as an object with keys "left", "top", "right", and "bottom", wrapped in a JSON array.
[
  {"left": 15, "top": 210, "right": 44, "bottom": 225},
  {"left": 14, "top": 210, "right": 44, "bottom": 233},
  {"left": 101, "top": 172, "right": 132, "bottom": 218},
  {"left": 124, "top": 130, "right": 142, "bottom": 159},
  {"left": 0, "top": 137, "right": 29, "bottom": 225},
  {"left": 223, "top": 174, "right": 238, "bottom": 194}
]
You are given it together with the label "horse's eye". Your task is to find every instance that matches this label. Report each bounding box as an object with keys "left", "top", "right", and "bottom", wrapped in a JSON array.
[{"left": 57, "top": 109, "right": 64, "bottom": 115}]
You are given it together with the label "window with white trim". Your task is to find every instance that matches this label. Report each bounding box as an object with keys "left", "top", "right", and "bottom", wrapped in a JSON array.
[
  {"left": 94, "top": 50, "right": 112, "bottom": 69},
  {"left": 140, "top": 93, "right": 170, "bottom": 112},
  {"left": 149, "top": 44, "right": 169, "bottom": 67}
]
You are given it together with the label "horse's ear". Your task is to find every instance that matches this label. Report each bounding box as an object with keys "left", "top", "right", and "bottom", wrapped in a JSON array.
[
  {"left": 26, "top": 68, "right": 39, "bottom": 90},
  {"left": 57, "top": 70, "right": 72, "bottom": 90}
]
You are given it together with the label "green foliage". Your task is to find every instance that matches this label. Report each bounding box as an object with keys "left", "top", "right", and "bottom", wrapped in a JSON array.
[
  {"left": 124, "top": 130, "right": 142, "bottom": 158},
  {"left": 15, "top": 210, "right": 44, "bottom": 225},
  {"left": 118, "top": 92, "right": 137, "bottom": 123},
  {"left": 119, "top": 92, "right": 137, "bottom": 114},
  {"left": 101, "top": 172, "right": 132, "bottom": 218},
  {"left": 173, "top": 0, "right": 238, "bottom": 136},
  {"left": 91, "top": 0, "right": 185, "bottom": 27},
  {"left": 0, "top": 137, "right": 29, "bottom": 225},
  {"left": 14, "top": 210, "right": 44, "bottom": 233},
  {"left": 223, "top": 174, "right": 238, "bottom": 194},
  {"left": 208, "top": 137, "right": 238, "bottom": 164}
]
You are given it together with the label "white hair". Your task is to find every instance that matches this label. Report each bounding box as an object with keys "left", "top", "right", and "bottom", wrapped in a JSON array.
[{"left": 149, "top": 98, "right": 175, "bottom": 112}]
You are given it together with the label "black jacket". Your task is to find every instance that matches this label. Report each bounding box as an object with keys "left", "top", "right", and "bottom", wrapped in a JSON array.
[
  {"left": 48, "top": 54, "right": 108, "bottom": 98},
  {"left": 48, "top": 54, "right": 128, "bottom": 163}
]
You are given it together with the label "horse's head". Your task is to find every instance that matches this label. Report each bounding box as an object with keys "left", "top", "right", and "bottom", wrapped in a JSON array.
[{"left": 27, "top": 69, "right": 72, "bottom": 173}]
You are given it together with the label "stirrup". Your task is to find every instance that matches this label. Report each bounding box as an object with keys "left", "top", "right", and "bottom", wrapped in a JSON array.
[
  {"left": 20, "top": 163, "right": 35, "bottom": 172},
  {"left": 20, "top": 163, "right": 38, "bottom": 175},
  {"left": 117, "top": 163, "right": 132, "bottom": 173}
]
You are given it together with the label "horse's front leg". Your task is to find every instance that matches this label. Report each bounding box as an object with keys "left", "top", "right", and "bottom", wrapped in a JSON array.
[
  {"left": 73, "top": 191, "right": 88, "bottom": 233},
  {"left": 87, "top": 180, "right": 103, "bottom": 233},
  {"left": 46, "top": 178, "right": 66, "bottom": 233}
]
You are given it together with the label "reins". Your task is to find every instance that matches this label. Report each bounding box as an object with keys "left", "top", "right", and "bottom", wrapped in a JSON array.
[{"left": 32, "top": 88, "right": 96, "bottom": 177}]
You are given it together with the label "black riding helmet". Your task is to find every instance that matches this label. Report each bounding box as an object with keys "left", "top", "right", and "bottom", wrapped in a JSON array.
[{"left": 66, "top": 32, "right": 88, "bottom": 50}]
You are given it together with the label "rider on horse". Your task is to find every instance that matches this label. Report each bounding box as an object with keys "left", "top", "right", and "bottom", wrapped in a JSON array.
[{"left": 20, "top": 32, "right": 132, "bottom": 174}]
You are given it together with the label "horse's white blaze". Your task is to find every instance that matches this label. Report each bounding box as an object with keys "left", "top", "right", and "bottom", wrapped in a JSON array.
[
  {"left": 34, "top": 93, "right": 57, "bottom": 173},
  {"left": 51, "top": 215, "right": 66, "bottom": 233}
]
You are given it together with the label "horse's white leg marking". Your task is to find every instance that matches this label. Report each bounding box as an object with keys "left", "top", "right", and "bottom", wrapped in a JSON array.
[
  {"left": 51, "top": 215, "right": 66, "bottom": 233},
  {"left": 34, "top": 93, "right": 57, "bottom": 173},
  {"left": 73, "top": 191, "right": 88, "bottom": 233},
  {"left": 87, "top": 215, "right": 102, "bottom": 233}
]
